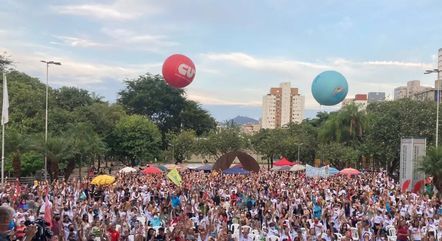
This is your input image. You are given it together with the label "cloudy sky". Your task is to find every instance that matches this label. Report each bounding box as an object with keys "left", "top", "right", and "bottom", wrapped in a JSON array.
[{"left": 1, "top": 0, "right": 441, "bottom": 121}]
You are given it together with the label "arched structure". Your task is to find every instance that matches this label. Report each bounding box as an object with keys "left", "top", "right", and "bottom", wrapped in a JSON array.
[{"left": 213, "top": 151, "right": 260, "bottom": 172}]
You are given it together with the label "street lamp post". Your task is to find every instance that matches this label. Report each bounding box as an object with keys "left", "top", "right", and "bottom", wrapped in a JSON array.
[
  {"left": 425, "top": 68, "right": 441, "bottom": 147},
  {"left": 40, "top": 60, "right": 61, "bottom": 180},
  {"left": 168, "top": 143, "right": 175, "bottom": 164},
  {"left": 297, "top": 143, "right": 303, "bottom": 162}
]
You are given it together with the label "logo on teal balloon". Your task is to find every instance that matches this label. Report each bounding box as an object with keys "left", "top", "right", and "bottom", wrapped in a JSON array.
[{"left": 311, "top": 71, "right": 348, "bottom": 106}]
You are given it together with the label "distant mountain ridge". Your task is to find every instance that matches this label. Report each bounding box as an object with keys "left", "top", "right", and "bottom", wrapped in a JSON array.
[{"left": 229, "top": 116, "right": 259, "bottom": 125}]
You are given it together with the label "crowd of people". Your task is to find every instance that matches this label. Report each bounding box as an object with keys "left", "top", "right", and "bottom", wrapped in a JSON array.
[{"left": 0, "top": 168, "right": 440, "bottom": 241}]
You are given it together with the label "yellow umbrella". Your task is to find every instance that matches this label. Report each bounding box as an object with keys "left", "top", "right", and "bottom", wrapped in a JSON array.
[{"left": 91, "top": 175, "right": 116, "bottom": 186}]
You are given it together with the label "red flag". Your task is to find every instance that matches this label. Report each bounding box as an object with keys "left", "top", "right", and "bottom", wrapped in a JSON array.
[
  {"left": 401, "top": 179, "right": 411, "bottom": 192},
  {"left": 12, "top": 179, "right": 21, "bottom": 202},
  {"left": 44, "top": 196, "right": 52, "bottom": 227},
  {"left": 412, "top": 180, "right": 425, "bottom": 193}
]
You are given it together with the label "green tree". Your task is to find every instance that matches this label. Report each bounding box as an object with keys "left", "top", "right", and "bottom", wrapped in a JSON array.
[
  {"left": 17, "top": 152, "right": 43, "bottom": 177},
  {"left": 180, "top": 101, "right": 216, "bottom": 135},
  {"left": 1, "top": 71, "right": 47, "bottom": 134},
  {"left": 317, "top": 142, "right": 359, "bottom": 169},
  {"left": 118, "top": 74, "right": 215, "bottom": 139},
  {"left": 66, "top": 123, "right": 106, "bottom": 178},
  {"left": 251, "top": 128, "right": 285, "bottom": 166},
  {"left": 318, "top": 104, "right": 365, "bottom": 145},
  {"left": 118, "top": 74, "right": 186, "bottom": 134},
  {"left": 196, "top": 127, "right": 248, "bottom": 160},
  {"left": 252, "top": 123, "right": 318, "bottom": 166},
  {"left": 28, "top": 132, "right": 73, "bottom": 180},
  {"left": 54, "top": 86, "right": 101, "bottom": 111},
  {"left": 164, "top": 130, "right": 197, "bottom": 163},
  {"left": 281, "top": 123, "right": 318, "bottom": 163},
  {"left": 365, "top": 99, "right": 436, "bottom": 173},
  {"left": 305, "top": 111, "right": 330, "bottom": 128},
  {"left": 4, "top": 128, "right": 31, "bottom": 178},
  {"left": 110, "top": 115, "right": 161, "bottom": 166},
  {"left": 420, "top": 147, "right": 442, "bottom": 197}
]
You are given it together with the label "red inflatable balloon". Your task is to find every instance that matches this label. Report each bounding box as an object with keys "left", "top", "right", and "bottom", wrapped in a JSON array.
[{"left": 162, "top": 54, "right": 196, "bottom": 88}]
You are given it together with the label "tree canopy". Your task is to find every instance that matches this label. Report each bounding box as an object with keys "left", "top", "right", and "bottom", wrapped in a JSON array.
[
  {"left": 0, "top": 53, "right": 441, "bottom": 183},
  {"left": 0, "top": 53, "right": 217, "bottom": 179}
]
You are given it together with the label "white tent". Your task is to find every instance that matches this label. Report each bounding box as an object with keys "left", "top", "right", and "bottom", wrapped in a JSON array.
[{"left": 119, "top": 167, "right": 137, "bottom": 173}]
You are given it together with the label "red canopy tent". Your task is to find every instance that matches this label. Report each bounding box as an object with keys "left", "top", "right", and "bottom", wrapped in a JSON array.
[
  {"left": 142, "top": 166, "right": 162, "bottom": 175},
  {"left": 274, "top": 157, "right": 296, "bottom": 166},
  {"left": 339, "top": 168, "right": 360, "bottom": 176}
]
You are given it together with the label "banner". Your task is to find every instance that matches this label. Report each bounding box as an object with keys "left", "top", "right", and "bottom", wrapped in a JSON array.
[
  {"left": 2, "top": 72, "right": 8, "bottom": 125},
  {"left": 306, "top": 164, "right": 333, "bottom": 178},
  {"left": 400, "top": 138, "right": 426, "bottom": 191},
  {"left": 167, "top": 168, "right": 182, "bottom": 186}
]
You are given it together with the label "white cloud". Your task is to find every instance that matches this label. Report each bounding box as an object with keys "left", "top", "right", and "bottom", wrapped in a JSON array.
[
  {"left": 186, "top": 89, "right": 261, "bottom": 106},
  {"left": 1, "top": 44, "right": 437, "bottom": 110},
  {"left": 0, "top": 47, "right": 160, "bottom": 88},
  {"left": 363, "top": 60, "right": 432, "bottom": 68},
  {"left": 52, "top": 36, "right": 111, "bottom": 48},
  {"left": 52, "top": 0, "right": 161, "bottom": 21},
  {"left": 198, "top": 52, "right": 436, "bottom": 108},
  {"left": 101, "top": 28, "right": 178, "bottom": 51},
  {"left": 53, "top": 4, "right": 136, "bottom": 20},
  {"left": 203, "top": 52, "right": 330, "bottom": 71},
  {"left": 48, "top": 29, "right": 178, "bottom": 52}
]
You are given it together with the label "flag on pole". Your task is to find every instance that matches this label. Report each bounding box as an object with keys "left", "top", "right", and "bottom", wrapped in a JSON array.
[
  {"left": 167, "top": 168, "right": 182, "bottom": 186},
  {"left": 44, "top": 195, "right": 52, "bottom": 227},
  {"left": 412, "top": 179, "right": 425, "bottom": 193},
  {"left": 2, "top": 73, "right": 8, "bottom": 125},
  {"left": 44, "top": 187, "right": 52, "bottom": 227},
  {"left": 401, "top": 179, "right": 411, "bottom": 192},
  {"left": 12, "top": 178, "right": 21, "bottom": 202}
]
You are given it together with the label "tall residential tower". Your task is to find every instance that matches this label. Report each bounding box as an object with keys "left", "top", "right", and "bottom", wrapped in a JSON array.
[{"left": 261, "top": 82, "right": 305, "bottom": 129}]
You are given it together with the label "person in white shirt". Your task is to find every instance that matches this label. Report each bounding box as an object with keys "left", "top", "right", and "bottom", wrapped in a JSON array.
[{"left": 409, "top": 220, "right": 423, "bottom": 241}]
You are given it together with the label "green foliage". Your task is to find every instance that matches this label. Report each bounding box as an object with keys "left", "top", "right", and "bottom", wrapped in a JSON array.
[
  {"left": 0, "top": 55, "right": 218, "bottom": 178},
  {"left": 317, "top": 142, "right": 359, "bottom": 169},
  {"left": 110, "top": 115, "right": 162, "bottom": 166},
  {"left": 2, "top": 71, "right": 47, "bottom": 133},
  {"left": 54, "top": 86, "right": 102, "bottom": 111},
  {"left": 118, "top": 74, "right": 185, "bottom": 133},
  {"left": 420, "top": 147, "right": 442, "bottom": 195},
  {"left": 118, "top": 74, "right": 215, "bottom": 138},
  {"left": 180, "top": 101, "right": 216, "bottom": 135},
  {"left": 318, "top": 104, "right": 365, "bottom": 145},
  {"left": 19, "top": 152, "right": 44, "bottom": 176},
  {"left": 252, "top": 123, "right": 317, "bottom": 163},
  {"left": 2, "top": 52, "right": 440, "bottom": 178},
  {"left": 365, "top": 99, "right": 436, "bottom": 172},
  {"left": 196, "top": 127, "right": 248, "bottom": 159},
  {"left": 164, "top": 130, "right": 197, "bottom": 163}
]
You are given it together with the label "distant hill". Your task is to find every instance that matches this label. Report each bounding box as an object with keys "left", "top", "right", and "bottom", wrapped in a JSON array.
[{"left": 229, "top": 116, "right": 259, "bottom": 125}]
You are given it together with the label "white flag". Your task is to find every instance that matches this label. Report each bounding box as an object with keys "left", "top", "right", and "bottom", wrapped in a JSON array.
[{"left": 2, "top": 73, "right": 8, "bottom": 125}]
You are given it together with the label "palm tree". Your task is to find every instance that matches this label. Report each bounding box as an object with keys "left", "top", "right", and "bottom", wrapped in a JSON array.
[
  {"left": 420, "top": 147, "right": 442, "bottom": 197},
  {"left": 66, "top": 122, "right": 106, "bottom": 178},
  {"left": 30, "top": 134, "right": 73, "bottom": 180},
  {"left": 318, "top": 104, "right": 365, "bottom": 145},
  {"left": 341, "top": 104, "right": 365, "bottom": 142},
  {"left": 5, "top": 129, "right": 31, "bottom": 178}
]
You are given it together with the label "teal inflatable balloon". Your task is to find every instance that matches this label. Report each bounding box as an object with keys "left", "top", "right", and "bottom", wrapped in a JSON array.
[{"left": 311, "top": 71, "right": 348, "bottom": 106}]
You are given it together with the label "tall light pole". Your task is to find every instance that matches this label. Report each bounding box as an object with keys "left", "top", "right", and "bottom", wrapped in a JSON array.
[
  {"left": 168, "top": 143, "right": 175, "bottom": 163},
  {"left": 297, "top": 143, "right": 303, "bottom": 162},
  {"left": 425, "top": 68, "right": 441, "bottom": 147},
  {"left": 41, "top": 60, "right": 61, "bottom": 180}
]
